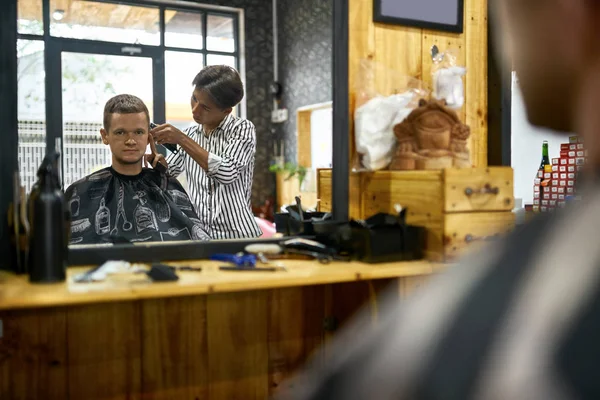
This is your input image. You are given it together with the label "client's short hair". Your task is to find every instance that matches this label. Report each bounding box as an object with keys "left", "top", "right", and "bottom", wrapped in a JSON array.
[
  {"left": 192, "top": 65, "right": 244, "bottom": 109},
  {"left": 103, "top": 94, "right": 150, "bottom": 131}
]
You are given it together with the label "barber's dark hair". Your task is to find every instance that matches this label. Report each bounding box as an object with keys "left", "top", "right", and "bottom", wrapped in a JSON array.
[
  {"left": 103, "top": 94, "right": 150, "bottom": 131},
  {"left": 192, "top": 65, "right": 244, "bottom": 109}
]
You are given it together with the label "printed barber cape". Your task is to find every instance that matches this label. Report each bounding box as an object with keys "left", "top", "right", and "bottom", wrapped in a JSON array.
[{"left": 65, "top": 167, "right": 209, "bottom": 245}]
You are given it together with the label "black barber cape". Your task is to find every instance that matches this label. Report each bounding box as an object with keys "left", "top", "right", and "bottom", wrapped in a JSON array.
[{"left": 65, "top": 167, "right": 209, "bottom": 245}]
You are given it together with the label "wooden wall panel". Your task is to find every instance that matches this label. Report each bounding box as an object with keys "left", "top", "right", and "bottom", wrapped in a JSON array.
[
  {"left": 267, "top": 287, "right": 326, "bottom": 396},
  {"left": 67, "top": 302, "right": 142, "bottom": 399},
  {"left": 465, "top": 0, "right": 489, "bottom": 167},
  {"left": 141, "top": 297, "right": 208, "bottom": 400},
  {"left": 207, "top": 291, "right": 269, "bottom": 399},
  {"left": 0, "top": 308, "right": 67, "bottom": 399},
  {"left": 349, "top": 0, "right": 488, "bottom": 168}
]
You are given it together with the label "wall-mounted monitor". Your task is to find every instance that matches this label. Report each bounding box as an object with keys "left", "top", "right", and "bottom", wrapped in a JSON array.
[{"left": 373, "top": 0, "right": 464, "bottom": 34}]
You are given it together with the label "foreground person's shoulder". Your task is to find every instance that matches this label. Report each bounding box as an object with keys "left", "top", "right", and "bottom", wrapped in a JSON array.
[{"left": 276, "top": 212, "right": 563, "bottom": 400}]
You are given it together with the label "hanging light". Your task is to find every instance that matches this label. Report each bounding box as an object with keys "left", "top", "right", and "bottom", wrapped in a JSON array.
[{"left": 52, "top": 9, "right": 65, "bottom": 21}]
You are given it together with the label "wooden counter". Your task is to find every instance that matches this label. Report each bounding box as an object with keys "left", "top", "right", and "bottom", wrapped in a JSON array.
[{"left": 0, "top": 260, "right": 442, "bottom": 399}]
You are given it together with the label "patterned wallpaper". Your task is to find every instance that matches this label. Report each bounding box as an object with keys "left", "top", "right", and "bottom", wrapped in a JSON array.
[
  {"left": 186, "top": 0, "right": 274, "bottom": 205},
  {"left": 277, "top": 0, "right": 333, "bottom": 163},
  {"left": 185, "top": 0, "right": 332, "bottom": 203}
]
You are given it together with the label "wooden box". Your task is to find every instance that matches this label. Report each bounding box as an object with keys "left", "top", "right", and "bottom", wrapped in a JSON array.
[{"left": 317, "top": 167, "right": 515, "bottom": 262}]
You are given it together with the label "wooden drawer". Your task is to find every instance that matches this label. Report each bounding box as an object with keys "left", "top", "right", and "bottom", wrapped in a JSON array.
[
  {"left": 444, "top": 168, "right": 514, "bottom": 213},
  {"left": 405, "top": 210, "right": 515, "bottom": 262},
  {"left": 442, "top": 211, "right": 515, "bottom": 261},
  {"left": 317, "top": 167, "right": 515, "bottom": 262},
  {"left": 318, "top": 168, "right": 514, "bottom": 216}
]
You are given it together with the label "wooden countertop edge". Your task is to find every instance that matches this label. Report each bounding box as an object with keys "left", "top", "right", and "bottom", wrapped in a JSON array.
[{"left": 0, "top": 260, "right": 450, "bottom": 311}]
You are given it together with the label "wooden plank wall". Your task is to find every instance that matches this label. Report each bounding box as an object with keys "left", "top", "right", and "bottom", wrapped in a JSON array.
[
  {"left": 349, "top": 0, "right": 488, "bottom": 167},
  {"left": 0, "top": 279, "right": 423, "bottom": 399}
]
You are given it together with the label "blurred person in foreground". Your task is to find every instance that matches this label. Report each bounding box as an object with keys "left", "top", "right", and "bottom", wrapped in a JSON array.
[{"left": 278, "top": 0, "right": 600, "bottom": 399}]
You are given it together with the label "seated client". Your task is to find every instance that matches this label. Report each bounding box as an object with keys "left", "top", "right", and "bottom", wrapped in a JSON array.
[{"left": 65, "top": 94, "right": 209, "bottom": 245}]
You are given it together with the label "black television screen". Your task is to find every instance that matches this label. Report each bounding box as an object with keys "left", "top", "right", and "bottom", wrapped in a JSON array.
[{"left": 373, "top": 0, "right": 464, "bottom": 33}]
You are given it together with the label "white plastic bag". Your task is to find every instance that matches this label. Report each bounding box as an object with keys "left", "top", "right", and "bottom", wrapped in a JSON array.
[
  {"left": 354, "top": 92, "right": 415, "bottom": 170},
  {"left": 353, "top": 58, "right": 428, "bottom": 171},
  {"left": 432, "top": 48, "right": 466, "bottom": 110}
]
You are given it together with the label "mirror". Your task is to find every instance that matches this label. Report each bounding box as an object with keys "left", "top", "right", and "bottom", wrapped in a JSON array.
[{"left": 15, "top": 0, "right": 334, "bottom": 247}]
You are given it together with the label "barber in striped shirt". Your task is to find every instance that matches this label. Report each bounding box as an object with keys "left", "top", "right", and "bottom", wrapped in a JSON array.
[{"left": 147, "top": 65, "right": 262, "bottom": 239}]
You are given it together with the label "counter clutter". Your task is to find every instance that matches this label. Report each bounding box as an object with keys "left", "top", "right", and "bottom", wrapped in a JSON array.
[{"left": 0, "top": 258, "right": 443, "bottom": 310}]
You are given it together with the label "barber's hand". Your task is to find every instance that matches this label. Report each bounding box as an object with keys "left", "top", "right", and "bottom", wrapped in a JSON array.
[
  {"left": 150, "top": 123, "right": 185, "bottom": 146},
  {"left": 144, "top": 133, "right": 168, "bottom": 170}
]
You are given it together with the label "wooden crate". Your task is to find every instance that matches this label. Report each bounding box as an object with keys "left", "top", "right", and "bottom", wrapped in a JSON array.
[{"left": 317, "top": 167, "right": 515, "bottom": 261}]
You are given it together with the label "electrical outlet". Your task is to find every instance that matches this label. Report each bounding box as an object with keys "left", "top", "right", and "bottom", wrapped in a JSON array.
[{"left": 271, "top": 108, "right": 288, "bottom": 124}]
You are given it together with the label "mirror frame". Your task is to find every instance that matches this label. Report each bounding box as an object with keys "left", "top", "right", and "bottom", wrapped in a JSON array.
[{"left": 0, "top": 0, "right": 349, "bottom": 267}]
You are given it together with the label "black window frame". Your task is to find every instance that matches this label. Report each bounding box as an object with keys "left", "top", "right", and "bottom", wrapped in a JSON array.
[
  {"left": 17, "top": 0, "right": 241, "bottom": 156},
  {"left": 1, "top": 0, "right": 352, "bottom": 268}
]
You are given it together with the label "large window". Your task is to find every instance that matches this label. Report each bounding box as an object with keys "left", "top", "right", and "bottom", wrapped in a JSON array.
[{"left": 16, "top": 0, "right": 242, "bottom": 192}]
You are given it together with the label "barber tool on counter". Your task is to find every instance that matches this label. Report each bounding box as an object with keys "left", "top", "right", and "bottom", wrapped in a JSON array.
[
  {"left": 309, "top": 205, "right": 426, "bottom": 263},
  {"left": 27, "top": 151, "right": 69, "bottom": 283},
  {"left": 244, "top": 238, "right": 346, "bottom": 264},
  {"left": 212, "top": 252, "right": 285, "bottom": 272},
  {"left": 274, "top": 196, "right": 328, "bottom": 236},
  {"left": 8, "top": 171, "right": 29, "bottom": 274}
]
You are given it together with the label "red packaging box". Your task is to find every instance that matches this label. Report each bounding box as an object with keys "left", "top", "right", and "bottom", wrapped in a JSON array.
[
  {"left": 561, "top": 159, "right": 568, "bottom": 165},
  {"left": 534, "top": 185, "right": 540, "bottom": 192},
  {"left": 568, "top": 165, "right": 575, "bottom": 172},
  {"left": 558, "top": 194, "right": 565, "bottom": 200},
  {"left": 552, "top": 165, "right": 559, "bottom": 172},
  {"left": 567, "top": 172, "right": 576, "bottom": 179},
  {"left": 542, "top": 200, "right": 549, "bottom": 206},
  {"left": 534, "top": 199, "right": 540, "bottom": 205},
  {"left": 561, "top": 143, "right": 570, "bottom": 150},
  {"left": 567, "top": 180, "right": 575, "bottom": 187},
  {"left": 558, "top": 187, "right": 566, "bottom": 194},
  {"left": 577, "top": 143, "right": 584, "bottom": 150},
  {"left": 559, "top": 180, "right": 567, "bottom": 187},
  {"left": 543, "top": 193, "right": 551, "bottom": 199},
  {"left": 577, "top": 151, "right": 585, "bottom": 157},
  {"left": 559, "top": 166, "right": 567, "bottom": 172},
  {"left": 552, "top": 158, "right": 560, "bottom": 165},
  {"left": 560, "top": 151, "right": 569, "bottom": 158},
  {"left": 569, "top": 151, "right": 576, "bottom": 158},
  {"left": 552, "top": 172, "right": 559, "bottom": 179},
  {"left": 534, "top": 178, "right": 541, "bottom": 185},
  {"left": 560, "top": 173, "right": 567, "bottom": 179},
  {"left": 576, "top": 157, "right": 585, "bottom": 165},
  {"left": 534, "top": 192, "right": 540, "bottom": 199},
  {"left": 569, "top": 158, "right": 576, "bottom": 165},
  {"left": 567, "top": 187, "right": 575, "bottom": 194},
  {"left": 551, "top": 186, "right": 558, "bottom": 193},
  {"left": 552, "top": 180, "right": 559, "bottom": 186},
  {"left": 544, "top": 172, "right": 552, "bottom": 179},
  {"left": 551, "top": 194, "right": 558, "bottom": 200}
]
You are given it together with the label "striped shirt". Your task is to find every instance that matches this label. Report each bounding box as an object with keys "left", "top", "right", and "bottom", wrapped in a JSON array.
[
  {"left": 280, "top": 181, "right": 600, "bottom": 399},
  {"left": 166, "top": 114, "right": 262, "bottom": 239}
]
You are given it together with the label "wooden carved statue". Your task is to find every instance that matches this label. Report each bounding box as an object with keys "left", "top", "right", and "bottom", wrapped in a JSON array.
[{"left": 389, "top": 98, "right": 471, "bottom": 170}]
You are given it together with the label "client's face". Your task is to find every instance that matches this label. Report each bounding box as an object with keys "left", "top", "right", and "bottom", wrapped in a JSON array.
[{"left": 101, "top": 112, "right": 149, "bottom": 165}]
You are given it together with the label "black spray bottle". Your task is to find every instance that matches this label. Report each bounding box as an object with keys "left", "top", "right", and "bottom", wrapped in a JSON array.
[{"left": 27, "top": 151, "right": 67, "bottom": 283}]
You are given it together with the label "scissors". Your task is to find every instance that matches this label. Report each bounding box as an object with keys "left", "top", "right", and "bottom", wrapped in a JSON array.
[{"left": 111, "top": 183, "right": 133, "bottom": 235}]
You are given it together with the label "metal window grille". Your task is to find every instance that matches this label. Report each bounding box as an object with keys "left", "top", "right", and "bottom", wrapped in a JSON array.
[{"left": 18, "top": 120, "right": 111, "bottom": 193}]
